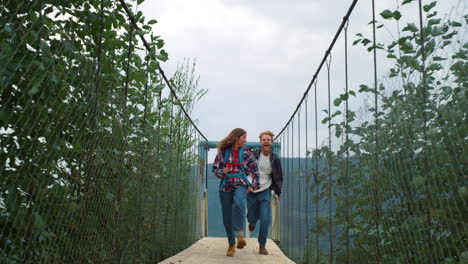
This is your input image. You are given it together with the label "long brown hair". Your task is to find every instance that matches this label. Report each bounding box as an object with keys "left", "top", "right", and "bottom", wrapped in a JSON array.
[{"left": 218, "top": 128, "right": 246, "bottom": 151}]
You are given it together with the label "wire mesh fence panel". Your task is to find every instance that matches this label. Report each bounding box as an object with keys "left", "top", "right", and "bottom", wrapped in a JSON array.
[
  {"left": 0, "top": 0, "right": 207, "bottom": 263},
  {"left": 275, "top": 0, "right": 467, "bottom": 263}
]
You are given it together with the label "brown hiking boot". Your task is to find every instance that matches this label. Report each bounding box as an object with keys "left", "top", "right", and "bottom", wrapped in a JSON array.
[
  {"left": 236, "top": 234, "right": 246, "bottom": 249},
  {"left": 248, "top": 224, "right": 255, "bottom": 232},
  {"left": 226, "top": 245, "right": 236, "bottom": 257},
  {"left": 259, "top": 246, "right": 268, "bottom": 255}
]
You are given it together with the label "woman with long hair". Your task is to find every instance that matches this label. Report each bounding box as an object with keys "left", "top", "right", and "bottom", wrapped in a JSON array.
[{"left": 212, "top": 128, "right": 259, "bottom": 257}]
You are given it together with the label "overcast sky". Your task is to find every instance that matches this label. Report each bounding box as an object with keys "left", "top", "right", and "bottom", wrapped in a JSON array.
[{"left": 139, "top": 0, "right": 462, "bottom": 151}]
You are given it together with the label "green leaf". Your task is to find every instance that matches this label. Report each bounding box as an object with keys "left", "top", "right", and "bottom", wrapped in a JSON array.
[
  {"left": 359, "top": 85, "right": 370, "bottom": 93},
  {"left": 155, "top": 84, "right": 165, "bottom": 91},
  {"left": 393, "top": 11, "right": 402, "bottom": 20},
  {"left": 427, "top": 11, "right": 438, "bottom": 19},
  {"left": 431, "top": 26, "right": 444, "bottom": 37},
  {"left": 335, "top": 126, "right": 342, "bottom": 138},
  {"left": 450, "top": 21, "right": 462, "bottom": 27},
  {"left": 106, "top": 193, "right": 115, "bottom": 201},
  {"left": 148, "top": 19, "right": 157, "bottom": 25},
  {"left": 402, "top": 0, "right": 414, "bottom": 5},
  {"left": 137, "top": 0, "right": 144, "bottom": 4},
  {"left": 442, "top": 40, "right": 452, "bottom": 48},
  {"left": 425, "top": 39, "right": 436, "bottom": 54},
  {"left": 321, "top": 117, "right": 330, "bottom": 124},
  {"left": 423, "top": 1, "right": 436, "bottom": 13},
  {"left": 150, "top": 60, "right": 160, "bottom": 69},
  {"left": 156, "top": 39, "right": 165, "bottom": 49},
  {"left": 332, "top": 110, "right": 342, "bottom": 118},
  {"left": 362, "top": 39, "right": 371, "bottom": 46},
  {"left": 427, "top": 63, "right": 443, "bottom": 71},
  {"left": 380, "top": 10, "right": 393, "bottom": 19},
  {"left": 403, "top": 23, "right": 418, "bottom": 33},
  {"left": 367, "top": 44, "right": 384, "bottom": 52},
  {"left": 157, "top": 50, "right": 169, "bottom": 61},
  {"left": 0, "top": 110, "right": 7, "bottom": 123},
  {"left": 388, "top": 41, "right": 398, "bottom": 50},
  {"left": 452, "top": 49, "right": 467, "bottom": 60},
  {"left": 428, "top": 18, "right": 441, "bottom": 26},
  {"left": 134, "top": 70, "right": 146, "bottom": 82},
  {"left": 72, "top": 143, "right": 84, "bottom": 153},
  {"left": 401, "top": 41, "right": 414, "bottom": 53},
  {"left": 432, "top": 56, "right": 446, "bottom": 61},
  {"left": 442, "top": 31, "right": 457, "bottom": 40},
  {"left": 349, "top": 91, "right": 356, "bottom": 96},
  {"left": 28, "top": 86, "right": 40, "bottom": 96},
  {"left": 333, "top": 98, "right": 342, "bottom": 107},
  {"left": 400, "top": 56, "right": 420, "bottom": 70},
  {"left": 6, "top": 185, "right": 18, "bottom": 210},
  {"left": 353, "top": 39, "right": 362, "bottom": 46},
  {"left": 33, "top": 212, "right": 46, "bottom": 230}
]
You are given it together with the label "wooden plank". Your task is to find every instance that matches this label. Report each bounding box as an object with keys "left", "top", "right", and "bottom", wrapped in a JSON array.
[{"left": 158, "top": 237, "right": 295, "bottom": 264}]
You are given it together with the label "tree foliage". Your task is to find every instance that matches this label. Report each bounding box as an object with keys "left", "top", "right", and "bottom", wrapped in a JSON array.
[
  {"left": 301, "top": 1, "right": 467, "bottom": 263},
  {"left": 0, "top": 0, "right": 205, "bottom": 263}
]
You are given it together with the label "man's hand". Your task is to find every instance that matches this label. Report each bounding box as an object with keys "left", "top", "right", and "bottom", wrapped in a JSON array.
[
  {"left": 274, "top": 194, "right": 279, "bottom": 205},
  {"left": 223, "top": 166, "right": 230, "bottom": 174}
]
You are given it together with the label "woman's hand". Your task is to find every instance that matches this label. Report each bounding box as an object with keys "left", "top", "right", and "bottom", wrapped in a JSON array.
[
  {"left": 223, "top": 165, "right": 230, "bottom": 174},
  {"left": 273, "top": 194, "right": 279, "bottom": 205}
]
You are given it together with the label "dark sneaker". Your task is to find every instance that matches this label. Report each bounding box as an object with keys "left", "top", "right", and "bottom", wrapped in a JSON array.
[
  {"left": 248, "top": 224, "right": 256, "bottom": 232},
  {"left": 259, "top": 246, "right": 268, "bottom": 255}
]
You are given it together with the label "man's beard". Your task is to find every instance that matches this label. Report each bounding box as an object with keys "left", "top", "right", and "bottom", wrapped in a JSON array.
[{"left": 262, "top": 145, "right": 271, "bottom": 151}]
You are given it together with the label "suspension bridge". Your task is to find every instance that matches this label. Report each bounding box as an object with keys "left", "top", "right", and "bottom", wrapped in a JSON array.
[{"left": 1, "top": 0, "right": 467, "bottom": 263}]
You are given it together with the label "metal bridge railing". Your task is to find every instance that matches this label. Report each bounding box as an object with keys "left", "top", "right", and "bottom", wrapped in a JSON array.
[
  {"left": 274, "top": 0, "right": 467, "bottom": 263},
  {"left": 0, "top": 0, "right": 207, "bottom": 263}
]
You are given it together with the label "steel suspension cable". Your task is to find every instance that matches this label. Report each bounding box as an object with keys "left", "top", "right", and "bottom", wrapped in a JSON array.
[
  {"left": 291, "top": 117, "right": 295, "bottom": 259},
  {"left": 118, "top": 0, "right": 207, "bottom": 141},
  {"left": 286, "top": 125, "right": 291, "bottom": 253},
  {"left": 305, "top": 95, "right": 309, "bottom": 262},
  {"left": 314, "top": 80, "right": 319, "bottom": 264},
  {"left": 274, "top": 0, "right": 358, "bottom": 140},
  {"left": 344, "top": 20, "right": 351, "bottom": 264},
  {"left": 326, "top": 55, "right": 333, "bottom": 264},
  {"left": 417, "top": 0, "right": 433, "bottom": 262},
  {"left": 298, "top": 107, "right": 302, "bottom": 262},
  {"left": 371, "top": 0, "right": 382, "bottom": 262}
]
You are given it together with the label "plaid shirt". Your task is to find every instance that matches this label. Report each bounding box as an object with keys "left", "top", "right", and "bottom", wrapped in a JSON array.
[
  {"left": 212, "top": 147, "right": 260, "bottom": 192},
  {"left": 252, "top": 148, "right": 283, "bottom": 197}
]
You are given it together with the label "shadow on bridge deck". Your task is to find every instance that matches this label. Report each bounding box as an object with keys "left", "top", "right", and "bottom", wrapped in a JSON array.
[{"left": 158, "top": 237, "right": 295, "bottom": 264}]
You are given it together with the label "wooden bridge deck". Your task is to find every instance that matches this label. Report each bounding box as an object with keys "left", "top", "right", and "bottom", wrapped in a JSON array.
[{"left": 158, "top": 237, "right": 295, "bottom": 264}]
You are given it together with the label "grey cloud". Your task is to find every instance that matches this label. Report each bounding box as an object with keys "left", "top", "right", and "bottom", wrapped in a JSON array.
[{"left": 140, "top": 0, "right": 463, "bottom": 144}]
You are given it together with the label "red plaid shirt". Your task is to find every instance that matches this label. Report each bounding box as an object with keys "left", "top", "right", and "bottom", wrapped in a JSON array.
[{"left": 212, "top": 147, "right": 260, "bottom": 192}]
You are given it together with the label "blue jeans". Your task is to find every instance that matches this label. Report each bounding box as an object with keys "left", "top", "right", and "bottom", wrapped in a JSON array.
[
  {"left": 219, "top": 186, "right": 247, "bottom": 245},
  {"left": 247, "top": 189, "right": 271, "bottom": 246}
]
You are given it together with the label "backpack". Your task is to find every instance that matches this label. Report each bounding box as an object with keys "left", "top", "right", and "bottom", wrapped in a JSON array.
[{"left": 219, "top": 147, "right": 252, "bottom": 191}]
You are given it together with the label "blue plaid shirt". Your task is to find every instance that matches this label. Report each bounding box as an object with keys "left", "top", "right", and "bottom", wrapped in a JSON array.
[{"left": 212, "top": 147, "right": 260, "bottom": 192}]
